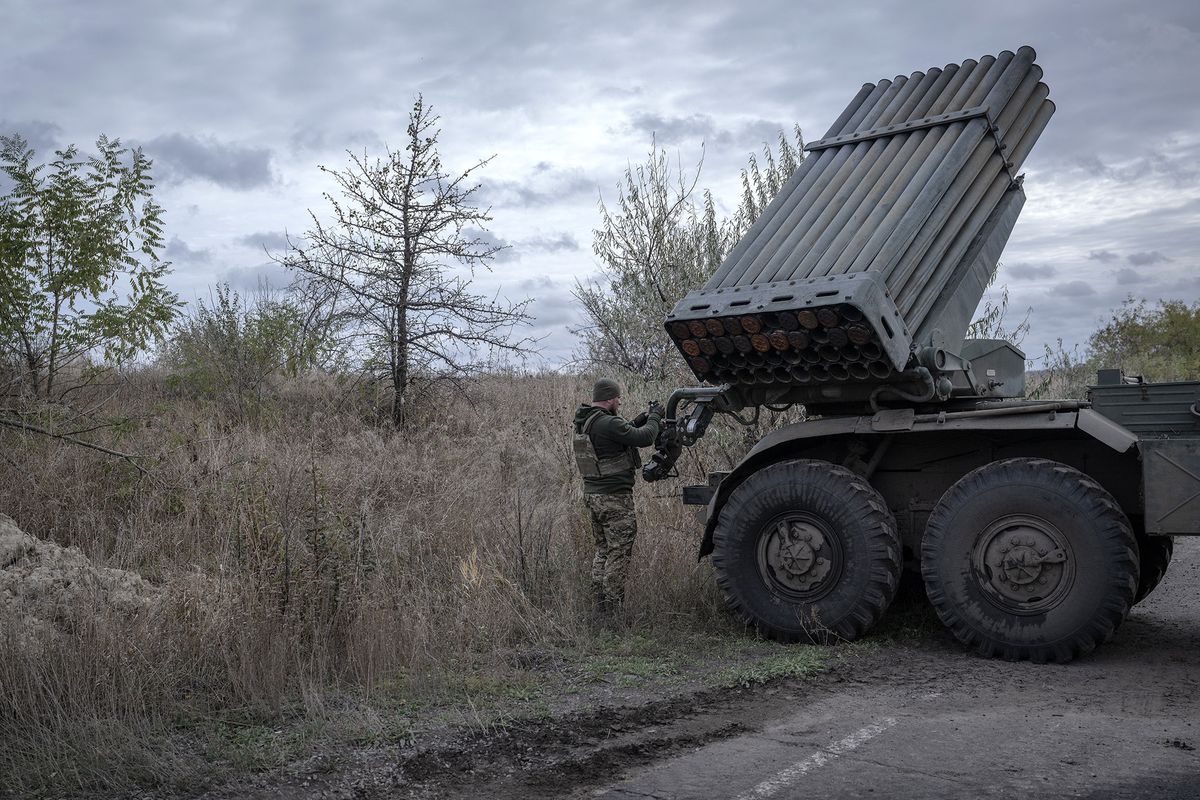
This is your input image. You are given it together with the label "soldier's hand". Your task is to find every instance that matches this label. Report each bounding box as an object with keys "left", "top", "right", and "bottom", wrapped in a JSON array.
[{"left": 648, "top": 400, "right": 666, "bottom": 419}]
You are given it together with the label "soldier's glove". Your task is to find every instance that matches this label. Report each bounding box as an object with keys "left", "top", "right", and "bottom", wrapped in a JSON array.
[
  {"left": 631, "top": 411, "right": 649, "bottom": 427},
  {"left": 647, "top": 400, "right": 666, "bottom": 419}
]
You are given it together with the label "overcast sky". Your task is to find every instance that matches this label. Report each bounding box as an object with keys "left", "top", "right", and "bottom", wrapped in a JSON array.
[{"left": 3, "top": 0, "right": 1197, "bottom": 367}]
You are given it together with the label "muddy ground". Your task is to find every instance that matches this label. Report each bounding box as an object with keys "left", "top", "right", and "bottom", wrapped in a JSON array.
[{"left": 198, "top": 538, "right": 1200, "bottom": 800}]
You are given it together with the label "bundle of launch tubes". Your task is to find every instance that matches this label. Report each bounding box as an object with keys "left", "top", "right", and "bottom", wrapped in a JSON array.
[
  {"left": 669, "top": 303, "right": 892, "bottom": 385},
  {"left": 667, "top": 46, "right": 1054, "bottom": 391}
]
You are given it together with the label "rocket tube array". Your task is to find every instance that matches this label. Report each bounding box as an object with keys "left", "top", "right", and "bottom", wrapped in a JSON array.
[
  {"left": 667, "top": 302, "right": 892, "bottom": 386},
  {"left": 695, "top": 47, "right": 1053, "bottom": 360}
]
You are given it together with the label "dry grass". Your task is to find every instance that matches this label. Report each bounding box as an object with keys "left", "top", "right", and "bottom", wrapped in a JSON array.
[{"left": 0, "top": 369, "right": 741, "bottom": 795}]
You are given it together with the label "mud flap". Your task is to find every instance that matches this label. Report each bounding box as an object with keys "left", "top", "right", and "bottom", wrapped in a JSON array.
[{"left": 1142, "top": 440, "right": 1200, "bottom": 534}]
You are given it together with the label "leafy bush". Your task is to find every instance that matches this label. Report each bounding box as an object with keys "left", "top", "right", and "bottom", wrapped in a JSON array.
[
  {"left": 162, "top": 284, "right": 328, "bottom": 420},
  {"left": 1089, "top": 298, "right": 1200, "bottom": 382},
  {"left": 0, "top": 134, "right": 177, "bottom": 399}
]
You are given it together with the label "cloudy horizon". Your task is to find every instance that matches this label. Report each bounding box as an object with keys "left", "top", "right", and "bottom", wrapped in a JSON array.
[{"left": 3, "top": 0, "right": 1197, "bottom": 368}]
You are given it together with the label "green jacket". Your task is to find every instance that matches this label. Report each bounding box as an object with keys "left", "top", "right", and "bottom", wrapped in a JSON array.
[{"left": 573, "top": 403, "right": 662, "bottom": 495}]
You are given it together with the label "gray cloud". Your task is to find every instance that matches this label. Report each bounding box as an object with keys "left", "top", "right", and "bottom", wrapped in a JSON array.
[
  {"left": 630, "top": 112, "right": 724, "bottom": 144},
  {"left": 1159, "top": 272, "right": 1200, "bottom": 295},
  {"left": 627, "top": 113, "right": 796, "bottom": 155},
  {"left": 237, "top": 231, "right": 294, "bottom": 252},
  {"left": 221, "top": 261, "right": 290, "bottom": 291},
  {"left": 523, "top": 233, "right": 580, "bottom": 253},
  {"left": 519, "top": 276, "right": 556, "bottom": 292},
  {"left": 483, "top": 165, "right": 596, "bottom": 208},
  {"left": 1069, "top": 155, "right": 1109, "bottom": 179},
  {"left": 531, "top": 300, "right": 579, "bottom": 330},
  {"left": 459, "top": 231, "right": 580, "bottom": 265},
  {"left": 471, "top": 273, "right": 580, "bottom": 355},
  {"left": 1007, "top": 263, "right": 1056, "bottom": 279},
  {"left": 144, "top": 134, "right": 273, "bottom": 190},
  {"left": 1005, "top": 189, "right": 1200, "bottom": 359},
  {"left": 1064, "top": 147, "right": 1200, "bottom": 189},
  {"left": 1019, "top": 283, "right": 1136, "bottom": 357},
  {"left": 464, "top": 227, "right": 517, "bottom": 263},
  {"left": 1127, "top": 251, "right": 1169, "bottom": 266},
  {"left": 0, "top": 119, "right": 62, "bottom": 154},
  {"left": 527, "top": 287, "right": 580, "bottom": 330},
  {"left": 1053, "top": 280, "right": 1097, "bottom": 297},
  {"left": 288, "top": 126, "right": 384, "bottom": 155},
  {"left": 166, "top": 236, "right": 211, "bottom": 264}
]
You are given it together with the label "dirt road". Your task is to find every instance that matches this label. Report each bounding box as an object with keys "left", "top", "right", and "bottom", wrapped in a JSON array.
[
  {"left": 210, "top": 537, "right": 1200, "bottom": 800},
  {"left": 592, "top": 538, "right": 1200, "bottom": 800},
  {"left": 426, "top": 539, "right": 1200, "bottom": 800},
  {"left": 599, "top": 613, "right": 1198, "bottom": 797}
]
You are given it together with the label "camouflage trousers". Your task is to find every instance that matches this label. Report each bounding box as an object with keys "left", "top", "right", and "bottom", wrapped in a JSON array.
[{"left": 583, "top": 493, "right": 639, "bottom": 609}]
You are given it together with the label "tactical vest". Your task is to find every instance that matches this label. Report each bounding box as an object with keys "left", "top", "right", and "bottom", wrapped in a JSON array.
[{"left": 574, "top": 408, "right": 640, "bottom": 478}]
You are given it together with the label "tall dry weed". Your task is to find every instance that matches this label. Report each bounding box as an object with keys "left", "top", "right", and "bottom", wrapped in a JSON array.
[{"left": 0, "top": 368, "right": 737, "bottom": 794}]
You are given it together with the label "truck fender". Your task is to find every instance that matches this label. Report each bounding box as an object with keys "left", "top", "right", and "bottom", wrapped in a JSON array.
[{"left": 698, "top": 416, "right": 863, "bottom": 558}]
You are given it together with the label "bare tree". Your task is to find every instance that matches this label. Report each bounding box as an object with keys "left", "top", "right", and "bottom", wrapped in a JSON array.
[{"left": 280, "top": 96, "right": 534, "bottom": 427}]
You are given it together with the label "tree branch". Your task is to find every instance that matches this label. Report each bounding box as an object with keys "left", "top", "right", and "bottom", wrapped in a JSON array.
[{"left": 0, "top": 413, "right": 151, "bottom": 476}]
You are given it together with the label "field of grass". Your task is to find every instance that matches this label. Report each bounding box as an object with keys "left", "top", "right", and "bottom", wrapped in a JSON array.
[{"left": 0, "top": 368, "right": 801, "bottom": 796}]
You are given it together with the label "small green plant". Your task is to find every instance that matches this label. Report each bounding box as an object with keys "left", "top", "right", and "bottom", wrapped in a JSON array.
[
  {"left": 717, "top": 648, "right": 825, "bottom": 689},
  {"left": 199, "top": 719, "right": 314, "bottom": 772},
  {"left": 580, "top": 653, "right": 683, "bottom": 685},
  {"left": 455, "top": 671, "right": 545, "bottom": 705}
]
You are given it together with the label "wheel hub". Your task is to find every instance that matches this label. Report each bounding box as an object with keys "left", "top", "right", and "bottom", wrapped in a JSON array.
[
  {"left": 999, "top": 544, "right": 1066, "bottom": 585},
  {"left": 976, "top": 516, "right": 1073, "bottom": 611},
  {"left": 761, "top": 518, "right": 836, "bottom": 595}
]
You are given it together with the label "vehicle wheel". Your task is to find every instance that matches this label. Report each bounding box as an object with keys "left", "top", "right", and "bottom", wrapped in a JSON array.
[
  {"left": 921, "top": 458, "right": 1138, "bottom": 663},
  {"left": 1134, "top": 532, "right": 1173, "bottom": 605},
  {"left": 711, "top": 459, "right": 901, "bottom": 642}
]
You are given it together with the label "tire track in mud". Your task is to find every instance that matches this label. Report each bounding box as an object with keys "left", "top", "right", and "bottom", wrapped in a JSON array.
[
  {"left": 399, "top": 691, "right": 750, "bottom": 788},
  {"left": 386, "top": 636, "right": 960, "bottom": 799},
  {"left": 196, "top": 654, "right": 868, "bottom": 800},
  {"left": 390, "top": 674, "right": 850, "bottom": 799}
]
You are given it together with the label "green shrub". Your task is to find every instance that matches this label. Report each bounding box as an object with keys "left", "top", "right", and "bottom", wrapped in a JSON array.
[{"left": 162, "top": 284, "right": 328, "bottom": 420}]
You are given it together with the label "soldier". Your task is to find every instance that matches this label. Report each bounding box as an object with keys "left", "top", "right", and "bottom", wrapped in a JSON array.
[{"left": 573, "top": 378, "right": 663, "bottom": 623}]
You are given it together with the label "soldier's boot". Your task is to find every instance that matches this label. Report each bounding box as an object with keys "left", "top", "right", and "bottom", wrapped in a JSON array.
[
  {"left": 602, "top": 592, "right": 626, "bottom": 632},
  {"left": 589, "top": 595, "right": 624, "bottom": 633},
  {"left": 590, "top": 584, "right": 607, "bottom": 624}
]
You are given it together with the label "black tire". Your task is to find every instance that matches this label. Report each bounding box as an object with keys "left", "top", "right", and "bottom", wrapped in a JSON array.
[
  {"left": 1134, "top": 532, "right": 1173, "bottom": 605},
  {"left": 711, "top": 459, "right": 901, "bottom": 643},
  {"left": 921, "top": 458, "right": 1139, "bottom": 663}
]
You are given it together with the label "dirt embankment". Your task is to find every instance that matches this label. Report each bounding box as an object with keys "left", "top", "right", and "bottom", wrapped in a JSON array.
[{"left": 0, "top": 513, "right": 160, "bottom": 641}]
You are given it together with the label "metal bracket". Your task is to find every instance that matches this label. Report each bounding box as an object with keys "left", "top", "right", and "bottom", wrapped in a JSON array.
[
  {"left": 806, "top": 106, "right": 992, "bottom": 151},
  {"left": 805, "top": 104, "right": 1022, "bottom": 188},
  {"left": 682, "top": 484, "right": 714, "bottom": 506},
  {"left": 871, "top": 408, "right": 915, "bottom": 432}
]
